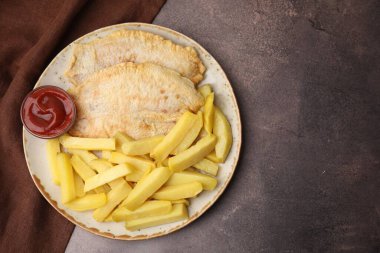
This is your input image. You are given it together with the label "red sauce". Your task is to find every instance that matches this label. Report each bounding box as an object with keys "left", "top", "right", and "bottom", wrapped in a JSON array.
[{"left": 21, "top": 86, "right": 76, "bottom": 138}]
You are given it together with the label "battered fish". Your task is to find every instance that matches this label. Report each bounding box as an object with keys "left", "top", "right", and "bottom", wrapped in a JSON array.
[
  {"left": 66, "top": 30, "right": 205, "bottom": 85},
  {"left": 69, "top": 62, "right": 204, "bottom": 139}
]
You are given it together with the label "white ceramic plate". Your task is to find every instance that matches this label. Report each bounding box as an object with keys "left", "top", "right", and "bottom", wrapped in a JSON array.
[{"left": 23, "top": 23, "right": 241, "bottom": 240}]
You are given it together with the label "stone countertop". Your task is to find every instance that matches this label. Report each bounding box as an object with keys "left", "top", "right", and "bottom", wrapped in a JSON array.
[{"left": 66, "top": 0, "right": 380, "bottom": 252}]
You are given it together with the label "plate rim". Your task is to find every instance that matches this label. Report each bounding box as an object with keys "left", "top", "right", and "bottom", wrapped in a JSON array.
[{"left": 22, "top": 22, "right": 242, "bottom": 240}]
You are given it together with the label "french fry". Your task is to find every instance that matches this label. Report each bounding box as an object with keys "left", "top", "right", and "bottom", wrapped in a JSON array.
[
  {"left": 88, "top": 159, "right": 113, "bottom": 173},
  {"left": 93, "top": 181, "right": 132, "bottom": 222},
  {"left": 89, "top": 159, "right": 125, "bottom": 189},
  {"left": 122, "top": 135, "right": 164, "bottom": 156},
  {"left": 118, "top": 192, "right": 132, "bottom": 207},
  {"left": 56, "top": 153, "right": 76, "bottom": 203},
  {"left": 152, "top": 182, "right": 203, "bottom": 201},
  {"left": 124, "top": 167, "right": 172, "bottom": 211},
  {"left": 206, "top": 151, "right": 221, "bottom": 163},
  {"left": 71, "top": 154, "right": 97, "bottom": 179},
  {"left": 114, "top": 132, "right": 151, "bottom": 159},
  {"left": 84, "top": 164, "right": 132, "bottom": 192},
  {"left": 109, "top": 152, "right": 154, "bottom": 172},
  {"left": 213, "top": 106, "right": 232, "bottom": 163},
  {"left": 171, "top": 199, "right": 190, "bottom": 206},
  {"left": 70, "top": 155, "right": 106, "bottom": 193},
  {"left": 108, "top": 178, "right": 126, "bottom": 190},
  {"left": 125, "top": 204, "right": 188, "bottom": 231},
  {"left": 104, "top": 214, "right": 114, "bottom": 222},
  {"left": 114, "top": 131, "right": 134, "bottom": 151},
  {"left": 102, "top": 150, "right": 112, "bottom": 160},
  {"left": 150, "top": 111, "right": 197, "bottom": 163},
  {"left": 203, "top": 93, "right": 215, "bottom": 134},
  {"left": 74, "top": 172, "right": 85, "bottom": 197},
  {"left": 112, "top": 200, "right": 172, "bottom": 222},
  {"left": 171, "top": 111, "right": 203, "bottom": 155},
  {"left": 103, "top": 184, "right": 112, "bottom": 192},
  {"left": 65, "top": 193, "right": 107, "bottom": 211},
  {"left": 197, "top": 84, "right": 212, "bottom": 98},
  {"left": 168, "top": 135, "right": 217, "bottom": 172},
  {"left": 160, "top": 159, "right": 169, "bottom": 167},
  {"left": 66, "top": 149, "right": 97, "bottom": 164},
  {"left": 165, "top": 170, "right": 217, "bottom": 191},
  {"left": 193, "top": 158, "right": 219, "bottom": 176},
  {"left": 59, "top": 135, "right": 115, "bottom": 150},
  {"left": 46, "top": 138, "right": 61, "bottom": 185},
  {"left": 197, "top": 128, "right": 208, "bottom": 140},
  {"left": 124, "top": 167, "right": 145, "bottom": 182}
]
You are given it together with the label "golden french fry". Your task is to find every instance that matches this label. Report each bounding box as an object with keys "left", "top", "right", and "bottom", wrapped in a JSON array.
[
  {"left": 109, "top": 152, "right": 154, "bottom": 172},
  {"left": 124, "top": 167, "right": 145, "bottom": 182},
  {"left": 150, "top": 111, "right": 197, "bottom": 163},
  {"left": 59, "top": 135, "right": 115, "bottom": 150},
  {"left": 168, "top": 135, "right": 217, "bottom": 172},
  {"left": 102, "top": 150, "right": 112, "bottom": 160},
  {"left": 213, "top": 106, "right": 232, "bottom": 163},
  {"left": 193, "top": 158, "right": 219, "bottom": 176},
  {"left": 93, "top": 181, "right": 132, "bottom": 222},
  {"left": 171, "top": 199, "right": 190, "bottom": 206},
  {"left": 74, "top": 172, "right": 85, "bottom": 197},
  {"left": 118, "top": 192, "right": 132, "bottom": 207},
  {"left": 138, "top": 167, "right": 152, "bottom": 183},
  {"left": 125, "top": 204, "right": 188, "bottom": 231},
  {"left": 103, "top": 184, "right": 112, "bottom": 192},
  {"left": 70, "top": 155, "right": 105, "bottom": 193},
  {"left": 66, "top": 149, "right": 98, "bottom": 164},
  {"left": 114, "top": 132, "right": 151, "bottom": 159},
  {"left": 124, "top": 167, "right": 172, "bottom": 211},
  {"left": 89, "top": 159, "right": 126, "bottom": 189},
  {"left": 46, "top": 138, "right": 61, "bottom": 185},
  {"left": 197, "top": 128, "right": 208, "bottom": 140},
  {"left": 165, "top": 170, "right": 217, "bottom": 191},
  {"left": 84, "top": 164, "right": 132, "bottom": 192},
  {"left": 88, "top": 159, "right": 113, "bottom": 173},
  {"left": 160, "top": 159, "right": 169, "bottom": 167},
  {"left": 204, "top": 93, "right": 214, "bottom": 134},
  {"left": 104, "top": 214, "right": 114, "bottom": 222},
  {"left": 197, "top": 84, "right": 212, "bottom": 98},
  {"left": 70, "top": 154, "right": 97, "bottom": 179},
  {"left": 152, "top": 182, "right": 203, "bottom": 201},
  {"left": 206, "top": 151, "right": 221, "bottom": 163},
  {"left": 112, "top": 200, "right": 172, "bottom": 222},
  {"left": 122, "top": 135, "right": 164, "bottom": 156},
  {"left": 171, "top": 111, "right": 203, "bottom": 155},
  {"left": 65, "top": 193, "right": 107, "bottom": 211},
  {"left": 108, "top": 178, "right": 127, "bottom": 190},
  {"left": 56, "top": 153, "right": 76, "bottom": 203},
  {"left": 114, "top": 131, "right": 134, "bottom": 151}
]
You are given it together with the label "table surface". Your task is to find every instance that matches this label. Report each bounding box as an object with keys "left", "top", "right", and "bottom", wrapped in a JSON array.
[{"left": 66, "top": 0, "right": 380, "bottom": 252}]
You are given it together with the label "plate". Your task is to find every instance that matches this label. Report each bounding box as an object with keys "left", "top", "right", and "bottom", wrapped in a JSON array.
[{"left": 23, "top": 23, "right": 241, "bottom": 240}]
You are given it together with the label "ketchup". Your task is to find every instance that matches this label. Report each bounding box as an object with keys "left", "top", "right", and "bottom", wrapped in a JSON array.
[{"left": 21, "top": 86, "right": 76, "bottom": 138}]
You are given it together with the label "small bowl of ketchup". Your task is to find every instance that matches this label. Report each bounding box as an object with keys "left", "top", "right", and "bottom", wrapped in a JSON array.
[{"left": 20, "top": 85, "right": 76, "bottom": 139}]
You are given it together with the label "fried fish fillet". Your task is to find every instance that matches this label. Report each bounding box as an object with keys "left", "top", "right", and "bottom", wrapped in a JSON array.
[
  {"left": 66, "top": 30, "right": 205, "bottom": 85},
  {"left": 69, "top": 62, "right": 204, "bottom": 139}
]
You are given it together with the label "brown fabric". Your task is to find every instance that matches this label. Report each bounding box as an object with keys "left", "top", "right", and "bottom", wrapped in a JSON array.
[{"left": 0, "top": 0, "right": 166, "bottom": 252}]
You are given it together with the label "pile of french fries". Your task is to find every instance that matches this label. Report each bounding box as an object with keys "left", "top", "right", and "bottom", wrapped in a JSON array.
[{"left": 46, "top": 84, "right": 232, "bottom": 231}]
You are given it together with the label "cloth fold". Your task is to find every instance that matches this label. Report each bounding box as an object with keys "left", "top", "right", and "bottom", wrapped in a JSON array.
[{"left": 0, "top": 0, "right": 166, "bottom": 252}]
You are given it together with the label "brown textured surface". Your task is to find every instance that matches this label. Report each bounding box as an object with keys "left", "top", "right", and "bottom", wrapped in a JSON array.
[
  {"left": 0, "top": 1, "right": 165, "bottom": 252},
  {"left": 66, "top": 0, "right": 380, "bottom": 252}
]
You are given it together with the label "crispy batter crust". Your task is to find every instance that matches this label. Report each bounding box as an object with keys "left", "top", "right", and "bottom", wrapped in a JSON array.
[
  {"left": 69, "top": 62, "right": 204, "bottom": 139},
  {"left": 66, "top": 30, "right": 205, "bottom": 85}
]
